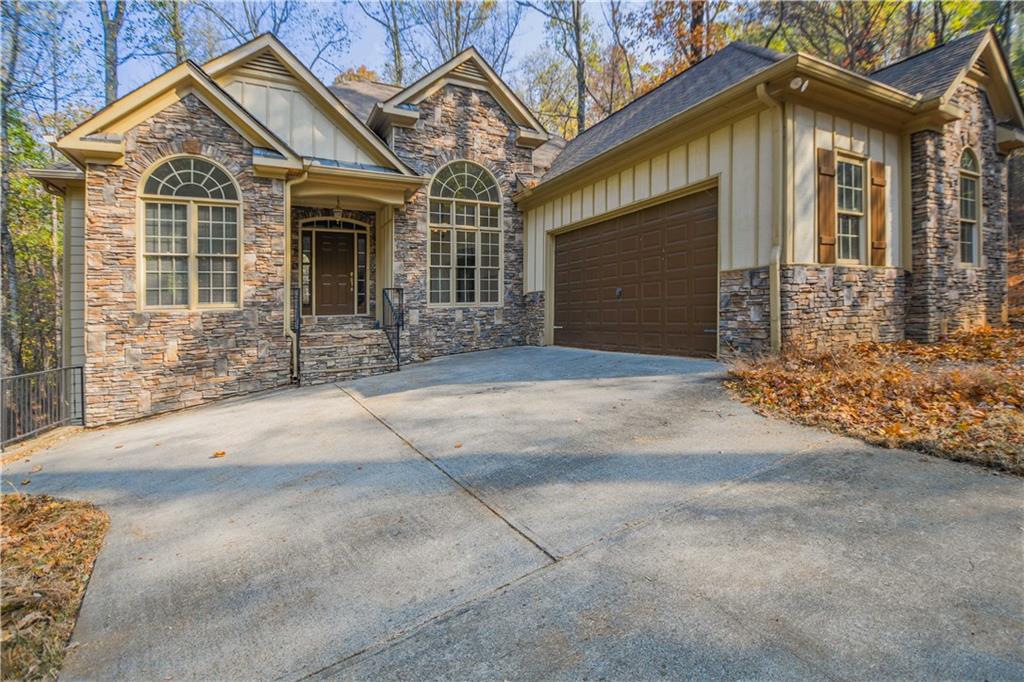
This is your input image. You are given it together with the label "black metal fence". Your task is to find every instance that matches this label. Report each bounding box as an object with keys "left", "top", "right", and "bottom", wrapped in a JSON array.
[
  {"left": 382, "top": 287, "right": 404, "bottom": 370},
  {"left": 1, "top": 366, "right": 85, "bottom": 447}
]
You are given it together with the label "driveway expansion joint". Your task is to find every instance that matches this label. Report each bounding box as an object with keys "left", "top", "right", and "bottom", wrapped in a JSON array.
[{"left": 336, "top": 385, "right": 559, "bottom": 563}]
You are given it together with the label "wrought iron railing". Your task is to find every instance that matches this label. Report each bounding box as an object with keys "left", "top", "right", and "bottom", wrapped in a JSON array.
[
  {"left": 1, "top": 366, "right": 85, "bottom": 447},
  {"left": 291, "top": 286, "right": 302, "bottom": 384},
  {"left": 382, "top": 287, "right": 404, "bottom": 371}
]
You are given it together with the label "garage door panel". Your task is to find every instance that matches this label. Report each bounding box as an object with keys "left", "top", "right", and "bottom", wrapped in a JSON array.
[{"left": 554, "top": 189, "right": 718, "bottom": 358}]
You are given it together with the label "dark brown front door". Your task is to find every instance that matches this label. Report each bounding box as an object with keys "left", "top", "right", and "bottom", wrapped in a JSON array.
[
  {"left": 553, "top": 188, "right": 718, "bottom": 357},
  {"left": 316, "top": 232, "right": 355, "bottom": 315}
]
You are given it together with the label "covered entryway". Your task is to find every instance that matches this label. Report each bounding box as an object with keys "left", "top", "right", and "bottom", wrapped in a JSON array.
[
  {"left": 553, "top": 188, "right": 718, "bottom": 357},
  {"left": 298, "top": 217, "right": 370, "bottom": 317}
]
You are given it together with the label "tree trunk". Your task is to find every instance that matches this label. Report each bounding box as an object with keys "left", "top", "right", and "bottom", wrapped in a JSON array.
[
  {"left": 170, "top": 0, "right": 187, "bottom": 64},
  {"left": 573, "top": 0, "right": 585, "bottom": 133},
  {"left": 389, "top": 0, "right": 403, "bottom": 84},
  {"left": 1, "top": 0, "right": 25, "bottom": 376},
  {"left": 98, "top": 0, "right": 127, "bottom": 104}
]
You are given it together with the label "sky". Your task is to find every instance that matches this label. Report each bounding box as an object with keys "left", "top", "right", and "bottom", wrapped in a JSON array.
[{"left": 104, "top": 1, "right": 610, "bottom": 97}]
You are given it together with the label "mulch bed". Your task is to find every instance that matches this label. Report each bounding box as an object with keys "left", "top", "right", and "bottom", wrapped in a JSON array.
[
  {"left": 726, "top": 327, "right": 1023, "bottom": 475},
  {"left": 1, "top": 493, "right": 109, "bottom": 680}
]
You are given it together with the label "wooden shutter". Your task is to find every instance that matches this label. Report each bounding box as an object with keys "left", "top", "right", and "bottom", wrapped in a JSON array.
[
  {"left": 817, "top": 148, "right": 836, "bottom": 264},
  {"left": 869, "top": 160, "right": 887, "bottom": 266}
]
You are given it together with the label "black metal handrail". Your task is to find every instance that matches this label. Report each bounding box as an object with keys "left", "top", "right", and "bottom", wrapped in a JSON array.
[
  {"left": 1, "top": 366, "right": 85, "bottom": 447},
  {"left": 382, "top": 287, "right": 404, "bottom": 371},
  {"left": 291, "top": 286, "right": 302, "bottom": 384}
]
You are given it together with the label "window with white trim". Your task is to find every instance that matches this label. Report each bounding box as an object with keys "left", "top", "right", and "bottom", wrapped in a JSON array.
[
  {"left": 836, "top": 157, "right": 865, "bottom": 262},
  {"left": 428, "top": 161, "right": 502, "bottom": 305},
  {"left": 141, "top": 157, "right": 241, "bottom": 308},
  {"left": 959, "top": 149, "right": 980, "bottom": 265}
]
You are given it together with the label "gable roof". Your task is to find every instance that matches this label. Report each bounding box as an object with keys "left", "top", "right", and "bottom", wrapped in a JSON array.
[
  {"left": 203, "top": 33, "right": 416, "bottom": 175},
  {"left": 55, "top": 60, "right": 301, "bottom": 172},
  {"left": 331, "top": 79, "right": 402, "bottom": 123},
  {"left": 368, "top": 47, "right": 549, "bottom": 148},
  {"left": 870, "top": 30, "right": 989, "bottom": 100},
  {"left": 542, "top": 42, "right": 786, "bottom": 182}
]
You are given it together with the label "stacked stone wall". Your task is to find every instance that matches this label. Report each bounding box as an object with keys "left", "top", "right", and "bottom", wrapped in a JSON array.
[
  {"left": 906, "top": 83, "right": 1008, "bottom": 340},
  {"left": 83, "top": 95, "right": 290, "bottom": 425},
  {"left": 389, "top": 84, "right": 542, "bottom": 359}
]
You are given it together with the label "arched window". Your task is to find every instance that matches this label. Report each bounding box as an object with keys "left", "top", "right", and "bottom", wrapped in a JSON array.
[
  {"left": 140, "top": 156, "right": 241, "bottom": 308},
  {"left": 428, "top": 161, "right": 501, "bottom": 305},
  {"left": 959, "top": 149, "right": 980, "bottom": 265}
]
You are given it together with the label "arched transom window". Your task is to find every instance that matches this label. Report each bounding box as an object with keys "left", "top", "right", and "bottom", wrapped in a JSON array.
[
  {"left": 428, "top": 161, "right": 501, "bottom": 305},
  {"left": 140, "top": 156, "right": 241, "bottom": 308},
  {"left": 959, "top": 149, "right": 980, "bottom": 265}
]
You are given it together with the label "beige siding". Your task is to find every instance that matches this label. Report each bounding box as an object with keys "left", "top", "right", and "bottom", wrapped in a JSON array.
[
  {"left": 787, "top": 104, "right": 904, "bottom": 267},
  {"left": 65, "top": 188, "right": 85, "bottom": 365},
  {"left": 224, "top": 77, "right": 373, "bottom": 165},
  {"left": 523, "top": 111, "right": 776, "bottom": 292}
]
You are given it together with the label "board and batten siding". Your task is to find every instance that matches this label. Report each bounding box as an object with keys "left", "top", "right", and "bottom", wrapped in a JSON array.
[
  {"left": 787, "top": 104, "right": 903, "bottom": 267},
  {"left": 65, "top": 187, "right": 86, "bottom": 365},
  {"left": 224, "top": 77, "right": 374, "bottom": 165},
  {"left": 524, "top": 111, "right": 776, "bottom": 293}
]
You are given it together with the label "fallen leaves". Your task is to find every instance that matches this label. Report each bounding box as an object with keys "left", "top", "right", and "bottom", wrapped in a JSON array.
[
  {"left": 726, "top": 327, "right": 1023, "bottom": 475},
  {"left": 1, "top": 494, "right": 110, "bottom": 679},
  {"left": 210, "top": 451, "right": 226, "bottom": 459}
]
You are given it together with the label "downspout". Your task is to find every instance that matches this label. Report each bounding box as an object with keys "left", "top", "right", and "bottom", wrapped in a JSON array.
[
  {"left": 284, "top": 169, "right": 310, "bottom": 379},
  {"left": 756, "top": 83, "right": 784, "bottom": 354}
]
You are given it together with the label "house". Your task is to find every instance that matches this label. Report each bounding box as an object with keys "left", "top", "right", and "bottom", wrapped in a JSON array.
[{"left": 29, "top": 29, "right": 1023, "bottom": 426}]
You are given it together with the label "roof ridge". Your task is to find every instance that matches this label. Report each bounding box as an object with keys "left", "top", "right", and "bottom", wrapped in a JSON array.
[
  {"left": 728, "top": 40, "right": 789, "bottom": 61},
  {"left": 871, "top": 28, "right": 989, "bottom": 75}
]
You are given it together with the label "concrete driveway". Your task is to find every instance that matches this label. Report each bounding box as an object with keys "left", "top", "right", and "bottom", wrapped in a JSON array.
[{"left": 6, "top": 346, "right": 1022, "bottom": 680}]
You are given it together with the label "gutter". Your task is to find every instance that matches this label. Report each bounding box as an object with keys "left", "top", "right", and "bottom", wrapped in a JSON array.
[
  {"left": 284, "top": 168, "right": 310, "bottom": 379},
  {"left": 755, "top": 83, "right": 784, "bottom": 355}
]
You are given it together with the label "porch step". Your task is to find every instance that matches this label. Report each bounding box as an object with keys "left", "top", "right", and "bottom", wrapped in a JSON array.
[
  {"left": 300, "top": 315, "right": 379, "bottom": 334},
  {"left": 298, "top": 326, "right": 398, "bottom": 385}
]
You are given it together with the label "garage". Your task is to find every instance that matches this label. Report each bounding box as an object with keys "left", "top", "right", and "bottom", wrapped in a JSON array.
[{"left": 553, "top": 188, "right": 718, "bottom": 357}]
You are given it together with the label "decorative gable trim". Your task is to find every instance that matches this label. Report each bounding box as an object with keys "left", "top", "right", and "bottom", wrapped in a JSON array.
[
  {"left": 369, "top": 48, "right": 550, "bottom": 149},
  {"left": 203, "top": 34, "right": 417, "bottom": 176},
  {"left": 55, "top": 60, "right": 301, "bottom": 177}
]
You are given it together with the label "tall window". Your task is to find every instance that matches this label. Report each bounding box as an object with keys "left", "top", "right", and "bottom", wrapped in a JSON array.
[
  {"left": 959, "top": 149, "right": 980, "bottom": 265},
  {"left": 140, "top": 157, "right": 241, "bottom": 308},
  {"left": 428, "top": 161, "right": 501, "bottom": 305},
  {"left": 836, "top": 157, "right": 865, "bottom": 262}
]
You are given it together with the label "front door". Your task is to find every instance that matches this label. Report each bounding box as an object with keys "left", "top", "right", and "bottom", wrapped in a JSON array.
[{"left": 315, "top": 232, "right": 355, "bottom": 315}]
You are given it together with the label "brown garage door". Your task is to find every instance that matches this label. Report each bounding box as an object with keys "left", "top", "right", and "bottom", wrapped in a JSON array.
[{"left": 554, "top": 188, "right": 718, "bottom": 357}]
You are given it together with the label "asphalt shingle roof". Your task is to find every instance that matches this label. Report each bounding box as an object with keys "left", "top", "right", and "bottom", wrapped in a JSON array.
[
  {"left": 869, "top": 30, "right": 987, "bottom": 100},
  {"left": 330, "top": 79, "right": 402, "bottom": 123},
  {"left": 541, "top": 42, "right": 787, "bottom": 182}
]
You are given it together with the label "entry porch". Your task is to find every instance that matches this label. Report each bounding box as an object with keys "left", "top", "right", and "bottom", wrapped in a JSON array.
[{"left": 286, "top": 165, "right": 420, "bottom": 383}]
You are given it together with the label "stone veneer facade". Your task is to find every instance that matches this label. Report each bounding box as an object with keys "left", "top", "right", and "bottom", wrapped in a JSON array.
[
  {"left": 83, "top": 95, "right": 291, "bottom": 425},
  {"left": 719, "top": 268, "right": 771, "bottom": 357},
  {"left": 906, "top": 83, "right": 1008, "bottom": 341},
  {"left": 781, "top": 265, "right": 906, "bottom": 351},
  {"left": 1008, "top": 152, "right": 1023, "bottom": 322},
  {"left": 387, "top": 84, "right": 544, "bottom": 360}
]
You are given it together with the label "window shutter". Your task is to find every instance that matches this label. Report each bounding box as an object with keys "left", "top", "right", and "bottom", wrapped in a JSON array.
[
  {"left": 817, "top": 148, "right": 836, "bottom": 264},
  {"left": 869, "top": 160, "right": 887, "bottom": 266}
]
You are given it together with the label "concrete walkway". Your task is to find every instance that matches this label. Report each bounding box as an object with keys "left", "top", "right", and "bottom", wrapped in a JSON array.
[{"left": 5, "top": 346, "right": 1022, "bottom": 680}]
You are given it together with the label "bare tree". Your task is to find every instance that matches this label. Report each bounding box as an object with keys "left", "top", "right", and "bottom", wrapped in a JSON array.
[
  {"left": 1, "top": 0, "right": 28, "bottom": 375},
  {"left": 97, "top": 0, "right": 128, "bottom": 103},
  {"left": 359, "top": 0, "right": 413, "bottom": 85},
  {"left": 198, "top": 0, "right": 350, "bottom": 74},
  {"left": 151, "top": 0, "right": 188, "bottom": 65},
  {"left": 520, "top": 0, "right": 588, "bottom": 132}
]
